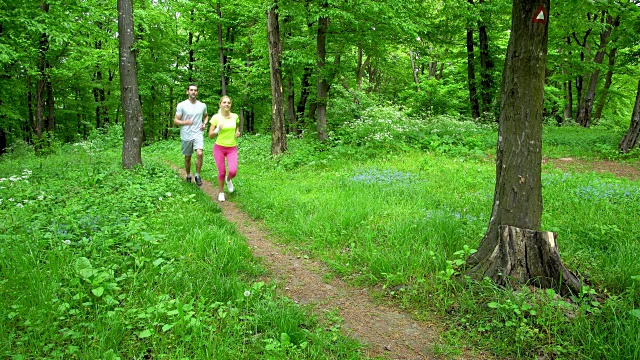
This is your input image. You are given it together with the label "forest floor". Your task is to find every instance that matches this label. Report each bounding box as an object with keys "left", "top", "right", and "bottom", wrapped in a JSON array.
[{"left": 174, "top": 158, "right": 638, "bottom": 360}]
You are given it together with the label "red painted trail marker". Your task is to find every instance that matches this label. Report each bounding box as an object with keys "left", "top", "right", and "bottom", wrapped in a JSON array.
[{"left": 532, "top": 5, "right": 547, "bottom": 24}]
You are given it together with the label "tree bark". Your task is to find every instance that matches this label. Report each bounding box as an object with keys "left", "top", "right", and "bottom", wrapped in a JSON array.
[
  {"left": 619, "top": 80, "right": 640, "bottom": 153},
  {"left": 286, "top": 75, "right": 296, "bottom": 133},
  {"left": 26, "top": 74, "right": 34, "bottom": 142},
  {"left": 241, "top": 25, "right": 254, "bottom": 134},
  {"left": 36, "top": 2, "right": 50, "bottom": 140},
  {"left": 593, "top": 47, "right": 616, "bottom": 121},
  {"left": 576, "top": 14, "right": 619, "bottom": 128},
  {"left": 118, "top": 0, "right": 144, "bottom": 169},
  {"left": 409, "top": 48, "right": 419, "bottom": 86},
  {"left": 0, "top": 128, "right": 5, "bottom": 155},
  {"left": 295, "top": 66, "right": 312, "bottom": 135},
  {"left": 466, "top": 4, "right": 480, "bottom": 119},
  {"left": 465, "top": 0, "right": 580, "bottom": 295},
  {"left": 188, "top": 9, "right": 195, "bottom": 83},
  {"left": 595, "top": 41, "right": 619, "bottom": 121},
  {"left": 266, "top": 1, "right": 287, "bottom": 155},
  {"left": 316, "top": 0, "right": 330, "bottom": 141},
  {"left": 562, "top": 37, "right": 572, "bottom": 121},
  {"left": 478, "top": 0, "right": 494, "bottom": 115},
  {"left": 217, "top": 1, "right": 227, "bottom": 95}
]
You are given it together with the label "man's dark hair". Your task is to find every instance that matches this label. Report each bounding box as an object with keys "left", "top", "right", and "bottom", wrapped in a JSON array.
[{"left": 187, "top": 83, "right": 198, "bottom": 90}]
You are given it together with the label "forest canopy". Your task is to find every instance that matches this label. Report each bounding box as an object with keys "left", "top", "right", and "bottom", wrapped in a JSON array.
[{"left": 1, "top": 0, "right": 639, "bottom": 151}]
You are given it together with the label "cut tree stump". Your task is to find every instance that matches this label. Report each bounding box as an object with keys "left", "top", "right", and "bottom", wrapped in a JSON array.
[{"left": 467, "top": 225, "right": 582, "bottom": 296}]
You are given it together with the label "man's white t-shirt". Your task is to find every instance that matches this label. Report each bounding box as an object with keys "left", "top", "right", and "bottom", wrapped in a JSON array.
[{"left": 176, "top": 100, "right": 208, "bottom": 141}]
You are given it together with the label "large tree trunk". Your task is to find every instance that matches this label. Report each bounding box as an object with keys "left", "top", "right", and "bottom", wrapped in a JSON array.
[
  {"left": 266, "top": 1, "right": 287, "bottom": 155},
  {"left": 217, "top": 1, "right": 227, "bottom": 95},
  {"left": 118, "top": 0, "right": 144, "bottom": 169},
  {"left": 316, "top": 0, "right": 330, "bottom": 142},
  {"left": 465, "top": 0, "right": 581, "bottom": 296},
  {"left": 619, "top": 80, "right": 640, "bottom": 153}
]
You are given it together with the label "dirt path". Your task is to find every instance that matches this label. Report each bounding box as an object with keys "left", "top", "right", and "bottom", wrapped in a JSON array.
[
  {"left": 173, "top": 166, "right": 483, "bottom": 360},
  {"left": 544, "top": 157, "right": 640, "bottom": 180}
]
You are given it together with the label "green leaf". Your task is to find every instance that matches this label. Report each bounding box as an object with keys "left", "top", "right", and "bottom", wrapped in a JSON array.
[
  {"left": 92, "top": 287, "right": 105, "bottom": 297},
  {"left": 138, "top": 329, "right": 152, "bottom": 338},
  {"left": 152, "top": 258, "right": 165, "bottom": 267},
  {"left": 74, "top": 257, "right": 93, "bottom": 279},
  {"left": 280, "top": 332, "right": 291, "bottom": 345},
  {"left": 162, "top": 324, "right": 174, "bottom": 332},
  {"left": 630, "top": 309, "right": 640, "bottom": 320},
  {"left": 103, "top": 349, "right": 121, "bottom": 360},
  {"left": 487, "top": 302, "right": 499, "bottom": 309}
]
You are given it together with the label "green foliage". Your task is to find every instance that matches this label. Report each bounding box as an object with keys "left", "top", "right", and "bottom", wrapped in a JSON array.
[
  {"left": 542, "top": 124, "right": 636, "bottom": 160},
  {"left": 328, "top": 106, "right": 495, "bottom": 160},
  {"left": 0, "top": 144, "right": 364, "bottom": 359},
  {"left": 219, "top": 120, "right": 640, "bottom": 359}
]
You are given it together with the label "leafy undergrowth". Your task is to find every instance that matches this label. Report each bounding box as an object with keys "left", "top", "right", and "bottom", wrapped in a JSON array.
[
  {"left": 4, "top": 115, "right": 640, "bottom": 360},
  {"left": 0, "top": 142, "right": 364, "bottom": 359},
  {"left": 143, "top": 115, "right": 640, "bottom": 360}
]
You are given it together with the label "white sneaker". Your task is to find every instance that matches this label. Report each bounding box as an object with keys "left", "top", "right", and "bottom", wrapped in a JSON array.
[
  {"left": 225, "top": 175, "right": 234, "bottom": 193},
  {"left": 218, "top": 192, "right": 226, "bottom": 202}
]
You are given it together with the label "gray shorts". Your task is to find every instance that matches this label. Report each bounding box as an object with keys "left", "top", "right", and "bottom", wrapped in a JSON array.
[{"left": 181, "top": 137, "right": 204, "bottom": 156}]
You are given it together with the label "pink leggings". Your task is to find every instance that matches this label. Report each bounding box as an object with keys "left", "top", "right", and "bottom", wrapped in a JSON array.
[{"left": 213, "top": 144, "right": 238, "bottom": 182}]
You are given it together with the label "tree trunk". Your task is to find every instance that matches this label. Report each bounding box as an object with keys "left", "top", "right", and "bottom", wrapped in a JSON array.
[
  {"left": 0, "top": 128, "right": 5, "bottom": 155},
  {"left": 266, "top": 1, "right": 287, "bottom": 155},
  {"left": 286, "top": 75, "right": 296, "bottom": 133},
  {"left": 466, "top": 16, "right": 480, "bottom": 119},
  {"left": 217, "top": 1, "right": 227, "bottom": 95},
  {"left": 93, "top": 69, "right": 103, "bottom": 128},
  {"left": 595, "top": 33, "right": 619, "bottom": 121},
  {"left": 619, "top": 80, "right": 640, "bottom": 153},
  {"left": 316, "top": 0, "right": 330, "bottom": 142},
  {"left": 465, "top": 0, "right": 581, "bottom": 296},
  {"left": 409, "top": 48, "right": 419, "bottom": 86},
  {"left": 118, "top": 0, "right": 144, "bottom": 169},
  {"left": 36, "top": 2, "right": 50, "bottom": 140},
  {"left": 594, "top": 47, "right": 616, "bottom": 121},
  {"left": 478, "top": 0, "right": 494, "bottom": 115},
  {"left": 46, "top": 74, "right": 54, "bottom": 132},
  {"left": 576, "top": 14, "right": 618, "bottom": 128},
  {"left": 563, "top": 77, "right": 572, "bottom": 121},
  {"left": 166, "top": 85, "right": 173, "bottom": 139},
  {"left": 295, "top": 66, "right": 312, "bottom": 135},
  {"left": 188, "top": 9, "right": 195, "bottom": 83},
  {"left": 562, "top": 37, "right": 572, "bottom": 121},
  {"left": 356, "top": 48, "right": 370, "bottom": 91}
]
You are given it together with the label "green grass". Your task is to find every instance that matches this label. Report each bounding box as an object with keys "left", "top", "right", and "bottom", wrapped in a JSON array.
[
  {"left": 3, "top": 117, "right": 640, "bottom": 359},
  {"left": 141, "top": 119, "right": 639, "bottom": 359},
  {"left": 0, "top": 142, "right": 364, "bottom": 359}
]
